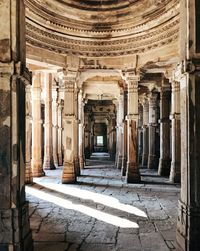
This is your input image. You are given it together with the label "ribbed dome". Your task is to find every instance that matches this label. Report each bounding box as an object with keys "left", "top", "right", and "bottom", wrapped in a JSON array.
[{"left": 25, "top": 0, "right": 180, "bottom": 57}]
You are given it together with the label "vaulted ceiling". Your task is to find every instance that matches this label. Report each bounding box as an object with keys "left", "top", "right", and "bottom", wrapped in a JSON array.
[{"left": 25, "top": 0, "right": 180, "bottom": 70}]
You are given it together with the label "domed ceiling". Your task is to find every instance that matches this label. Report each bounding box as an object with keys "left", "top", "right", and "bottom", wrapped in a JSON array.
[{"left": 25, "top": 0, "right": 180, "bottom": 58}]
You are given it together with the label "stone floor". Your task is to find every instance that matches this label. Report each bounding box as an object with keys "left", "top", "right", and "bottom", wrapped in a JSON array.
[{"left": 26, "top": 153, "right": 180, "bottom": 251}]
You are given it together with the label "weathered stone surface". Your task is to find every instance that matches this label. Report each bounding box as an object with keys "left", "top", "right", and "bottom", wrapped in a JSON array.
[{"left": 26, "top": 162, "right": 179, "bottom": 251}]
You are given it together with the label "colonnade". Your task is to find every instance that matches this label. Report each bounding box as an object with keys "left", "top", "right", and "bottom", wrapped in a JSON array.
[{"left": 114, "top": 75, "right": 181, "bottom": 184}]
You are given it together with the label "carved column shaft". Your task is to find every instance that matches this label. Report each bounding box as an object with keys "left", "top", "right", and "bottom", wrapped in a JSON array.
[
  {"left": 25, "top": 84, "right": 33, "bottom": 183},
  {"left": 62, "top": 72, "right": 79, "bottom": 183},
  {"left": 31, "top": 73, "right": 45, "bottom": 177},
  {"left": 148, "top": 93, "right": 158, "bottom": 169},
  {"left": 142, "top": 99, "right": 149, "bottom": 166},
  {"left": 126, "top": 77, "right": 141, "bottom": 183},
  {"left": 169, "top": 80, "right": 181, "bottom": 183},
  {"left": 57, "top": 101, "right": 63, "bottom": 166},
  {"left": 43, "top": 73, "right": 55, "bottom": 170},
  {"left": 121, "top": 90, "right": 128, "bottom": 176},
  {"left": 176, "top": 1, "right": 200, "bottom": 249},
  {"left": 117, "top": 90, "right": 124, "bottom": 169},
  {"left": 78, "top": 90, "right": 85, "bottom": 169},
  {"left": 84, "top": 111, "right": 91, "bottom": 159},
  {"left": 158, "top": 84, "right": 171, "bottom": 176},
  {"left": 52, "top": 84, "right": 59, "bottom": 167},
  {"left": 138, "top": 102, "right": 143, "bottom": 164},
  {"left": 0, "top": 1, "right": 33, "bottom": 249}
]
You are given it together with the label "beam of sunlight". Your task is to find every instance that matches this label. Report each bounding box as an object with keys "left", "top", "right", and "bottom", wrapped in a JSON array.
[
  {"left": 34, "top": 181, "right": 147, "bottom": 218},
  {"left": 26, "top": 186, "right": 139, "bottom": 229}
]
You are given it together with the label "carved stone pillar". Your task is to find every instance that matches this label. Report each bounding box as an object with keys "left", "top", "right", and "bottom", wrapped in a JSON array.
[
  {"left": 142, "top": 98, "right": 149, "bottom": 167},
  {"left": 147, "top": 93, "right": 158, "bottom": 169},
  {"left": 117, "top": 89, "right": 124, "bottom": 169},
  {"left": 57, "top": 99, "right": 63, "bottom": 166},
  {"left": 176, "top": 1, "right": 200, "bottom": 249},
  {"left": 0, "top": 1, "right": 33, "bottom": 249},
  {"left": 62, "top": 71, "right": 79, "bottom": 183},
  {"left": 126, "top": 76, "right": 141, "bottom": 183},
  {"left": 43, "top": 73, "right": 55, "bottom": 170},
  {"left": 121, "top": 90, "right": 128, "bottom": 176},
  {"left": 25, "top": 83, "right": 33, "bottom": 183},
  {"left": 84, "top": 110, "right": 91, "bottom": 159},
  {"left": 169, "top": 80, "right": 180, "bottom": 183},
  {"left": 158, "top": 83, "right": 171, "bottom": 176},
  {"left": 52, "top": 83, "right": 59, "bottom": 168},
  {"left": 78, "top": 90, "right": 85, "bottom": 169},
  {"left": 90, "top": 121, "right": 94, "bottom": 156},
  {"left": 138, "top": 102, "right": 143, "bottom": 164},
  {"left": 121, "top": 120, "right": 127, "bottom": 176},
  {"left": 31, "top": 73, "right": 45, "bottom": 177},
  {"left": 110, "top": 117, "right": 116, "bottom": 161}
]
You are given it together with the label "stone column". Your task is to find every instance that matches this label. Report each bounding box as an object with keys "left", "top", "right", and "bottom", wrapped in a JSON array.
[
  {"left": 43, "top": 72, "right": 55, "bottom": 170},
  {"left": 121, "top": 120, "right": 127, "bottom": 176},
  {"left": 31, "top": 73, "right": 45, "bottom": 177},
  {"left": 57, "top": 99, "right": 63, "bottom": 165},
  {"left": 0, "top": 1, "right": 33, "bottom": 249},
  {"left": 158, "top": 83, "right": 171, "bottom": 176},
  {"left": 84, "top": 110, "right": 91, "bottom": 159},
  {"left": 108, "top": 117, "right": 116, "bottom": 161},
  {"left": 169, "top": 80, "right": 180, "bottom": 182},
  {"left": 117, "top": 89, "right": 124, "bottom": 169},
  {"left": 52, "top": 83, "right": 59, "bottom": 168},
  {"left": 121, "top": 90, "right": 128, "bottom": 176},
  {"left": 126, "top": 75, "right": 141, "bottom": 183},
  {"left": 138, "top": 102, "right": 143, "bottom": 164},
  {"left": 147, "top": 93, "right": 158, "bottom": 169},
  {"left": 25, "top": 83, "right": 33, "bottom": 183},
  {"left": 176, "top": 1, "right": 200, "bottom": 249},
  {"left": 90, "top": 121, "right": 94, "bottom": 156},
  {"left": 78, "top": 90, "right": 85, "bottom": 169},
  {"left": 142, "top": 98, "right": 149, "bottom": 167},
  {"left": 62, "top": 71, "right": 79, "bottom": 183}
]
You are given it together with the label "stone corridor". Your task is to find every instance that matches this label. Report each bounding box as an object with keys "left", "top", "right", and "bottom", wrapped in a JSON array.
[{"left": 26, "top": 154, "right": 180, "bottom": 251}]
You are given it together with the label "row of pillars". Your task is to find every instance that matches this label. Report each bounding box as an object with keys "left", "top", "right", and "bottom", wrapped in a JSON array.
[
  {"left": 115, "top": 77, "right": 180, "bottom": 184},
  {"left": 25, "top": 72, "right": 64, "bottom": 183},
  {"left": 25, "top": 70, "right": 86, "bottom": 184}
]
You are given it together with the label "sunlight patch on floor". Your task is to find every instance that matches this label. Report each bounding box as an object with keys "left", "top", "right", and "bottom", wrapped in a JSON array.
[
  {"left": 34, "top": 181, "right": 147, "bottom": 218},
  {"left": 26, "top": 186, "right": 139, "bottom": 229}
]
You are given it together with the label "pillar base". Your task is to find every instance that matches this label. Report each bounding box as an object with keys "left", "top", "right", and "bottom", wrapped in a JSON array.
[
  {"left": 176, "top": 199, "right": 200, "bottom": 251},
  {"left": 121, "top": 157, "right": 127, "bottom": 176},
  {"left": 142, "top": 154, "right": 148, "bottom": 167},
  {"left": 58, "top": 153, "right": 63, "bottom": 166},
  {"left": 0, "top": 202, "right": 33, "bottom": 251},
  {"left": 62, "top": 162, "right": 76, "bottom": 183},
  {"left": 79, "top": 156, "right": 85, "bottom": 170},
  {"left": 43, "top": 157, "right": 56, "bottom": 170},
  {"left": 158, "top": 158, "right": 171, "bottom": 176},
  {"left": 126, "top": 162, "right": 141, "bottom": 183},
  {"left": 31, "top": 161, "right": 45, "bottom": 177},
  {"left": 25, "top": 162, "right": 33, "bottom": 184},
  {"left": 169, "top": 161, "right": 181, "bottom": 183},
  {"left": 53, "top": 154, "right": 59, "bottom": 168},
  {"left": 117, "top": 155, "right": 123, "bottom": 169},
  {"left": 148, "top": 154, "right": 158, "bottom": 169}
]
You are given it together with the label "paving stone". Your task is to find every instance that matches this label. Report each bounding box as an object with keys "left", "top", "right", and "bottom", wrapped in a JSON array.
[
  {"left": 140, "top": 232, "right": 170, "bottom": 251},
  {"left": 80, "top": 243, "right": 116, "bottom": 251},
  {"left": 116, "top": 233, "right": 141, "bottom": 250},
  {"left": 66, "top": 231, "right": 86, "bottom": 244},
  {"left": 34, "top": 242, "right": 69, "bottom": 251},
  {"left": 30, "top": 217, "right": 42, "bottom": 231},
  {"left": 27, "top": 163, "right": 179, "bottom": 251},
  {"left": 138, "top": 221, "right": 156, "bottom": 233},
  {"left": 33, "top": 232, "right": 65, "bottom": 242},
  {"left": 85, "top": 230, "right": 116, "bottom": 244}
]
